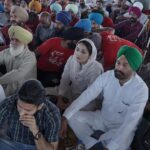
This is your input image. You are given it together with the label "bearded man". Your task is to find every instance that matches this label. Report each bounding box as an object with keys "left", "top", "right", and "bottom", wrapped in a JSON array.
[
  {"left": 0, "top": 5, "right": 30, "bottom": 51},
  {"left": 0, "top": 25, "right": 36, "bottom": 96}
]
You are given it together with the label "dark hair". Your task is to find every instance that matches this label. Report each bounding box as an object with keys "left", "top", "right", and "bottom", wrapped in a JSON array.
[
  {"left": 63, "top": 27, "right": 84, "bottom": 41},
  {"left": 18, "top": 79, "right": 45, "bottom": 105},
  {"left": 78, "top": 40, "right": 92, "bottom": 56}
]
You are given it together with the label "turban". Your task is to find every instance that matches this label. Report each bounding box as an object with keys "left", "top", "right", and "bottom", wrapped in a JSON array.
[
  {"left": 50, "top": 2, "right": 62, "bottom": 14},
  {"left": 117, "top": 45, "right": 143, "bottom": 71},
  {"left": 133, "top": 2, "right": 143, "bottom": 11},
  {"left": 11, "top": 5, "right": 29, "bottom": 23},
  {"left": 56, "top": 11, "right": 71, "bottom": 26},
  {"left": 88, "top": 12, "right": 104, "bottom": 25},
  {"left": 8, "top": 25, "right": 33, "bottom": 44},
  {"left": 74, "top": 19, "right": 92, "bottom": 32},
  {"left": 29, "top": 0, "right": 42, "bottom": 13},
  {"left": 65, "top": 4, "right": 78, "bottom": 14},
  {"left": 63, "top": 27, "right": 84, "bottom": 40},
  {"left": 128, "top": 6, "right": 141, "bottom": 18}
]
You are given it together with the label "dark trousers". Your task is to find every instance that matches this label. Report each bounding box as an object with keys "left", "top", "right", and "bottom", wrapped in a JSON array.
[{"left": 37, "top": 69, "right": 62, "bottom": 87}]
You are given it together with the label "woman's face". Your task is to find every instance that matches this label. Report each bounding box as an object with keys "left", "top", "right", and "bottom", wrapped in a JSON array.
[{"left": 74, "top": 42, "right": 91, "bottom": 64}]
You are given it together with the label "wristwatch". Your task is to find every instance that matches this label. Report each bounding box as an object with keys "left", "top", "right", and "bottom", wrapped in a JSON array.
[{"left": 34, "top": 131, "right": 41, "bottom": 140}]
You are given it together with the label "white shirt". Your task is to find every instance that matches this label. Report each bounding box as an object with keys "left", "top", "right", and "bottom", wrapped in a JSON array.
[{"left": 63, "top": 70, "right": 148, "bottom": 150}]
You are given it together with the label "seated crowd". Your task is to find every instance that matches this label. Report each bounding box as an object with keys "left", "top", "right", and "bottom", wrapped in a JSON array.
[{"left": 0, "top": 0, "right": 150, "bottom": 150}]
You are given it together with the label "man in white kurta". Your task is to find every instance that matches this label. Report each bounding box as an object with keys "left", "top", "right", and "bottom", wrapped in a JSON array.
[{"left": 61, "top": 45, "right": 148, "bottom": 150}]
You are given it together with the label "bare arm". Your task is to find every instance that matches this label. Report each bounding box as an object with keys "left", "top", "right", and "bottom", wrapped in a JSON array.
[{"left": 34, "top": 131, "right": 58, "bottom": 150}]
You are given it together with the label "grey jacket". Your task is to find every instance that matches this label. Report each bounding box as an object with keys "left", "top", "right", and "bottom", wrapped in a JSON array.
[{"left": 0, "top": 46, "right": 37, "bottom": 96}]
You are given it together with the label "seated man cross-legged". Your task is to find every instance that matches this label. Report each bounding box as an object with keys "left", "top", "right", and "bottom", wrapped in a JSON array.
[{"left": 61, "top": 45, "right": 148, "bottom": 150}]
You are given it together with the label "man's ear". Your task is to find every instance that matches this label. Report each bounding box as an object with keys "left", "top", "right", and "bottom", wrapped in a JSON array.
[{"left": 37, "top": 103, "right": 44, "bottom": 111}]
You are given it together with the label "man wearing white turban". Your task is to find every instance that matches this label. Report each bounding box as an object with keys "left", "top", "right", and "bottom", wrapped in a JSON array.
[{"left": 0, "top": 25, "right": 37, "bottom": 96}]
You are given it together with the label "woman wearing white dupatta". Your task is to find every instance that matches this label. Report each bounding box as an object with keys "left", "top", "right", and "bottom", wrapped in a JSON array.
[{"left": 58, "top": 38, "right": 104, "bottom": 111}]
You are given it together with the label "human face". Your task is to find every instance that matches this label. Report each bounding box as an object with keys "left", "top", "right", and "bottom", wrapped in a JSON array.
[
  {"left": 10, "top": 38, "right": 24, "bottom": 56},
  {"left": 4, "top": 0, "right": 12, "bottom": 12},
  {"left": 17, "top": 100, "right": 39, "bottom": 116},
  {"left": 129, "top": 11, "right": 138, "bottom": 22},
  {"left": 39, "top": 15, "right": 51, "bottom": 27},
  {"left": 114, "top": 55, "right": 133, "bottom": 84},
  {"left": 40, "top": 0, "right": 47, "bottom": 6},
  {"left": 55, "top": 20, "right": 64, "bottom": 31},
  {"left": 74, "top": 42, "right": 90, "bottom": 64},
  {"left": 10, "top": 11, "right": 21, "bottom": 25},
  {"left": 10, "top": 38, "right": 23, "bottom": 48},
  {"left": 20, "top": 0, "right": 27, "bottom": 9},
  {"left": 91, "top": 21, "right": 99, "bottom": 31},
  {"left": 96, "top": 0, "right": 103, "bottom": 8}
]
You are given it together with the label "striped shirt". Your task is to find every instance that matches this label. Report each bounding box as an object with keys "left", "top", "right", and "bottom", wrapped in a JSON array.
[{"left": 0, "top": 95, "right": 61, "bottom": 145}]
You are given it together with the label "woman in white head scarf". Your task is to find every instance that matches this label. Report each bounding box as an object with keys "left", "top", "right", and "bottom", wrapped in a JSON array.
[{"left": 58, "top": 38, "right": 104, "bottom": 111}]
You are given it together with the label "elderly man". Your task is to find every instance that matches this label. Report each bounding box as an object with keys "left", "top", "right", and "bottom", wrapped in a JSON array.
[
  {"left": 0, "top": 5, "right": 30, "bottom": 51},
  {"left": 0, "top": 25, "right": 36, "bottom": 96},
  {"left": 0, "top": 79, "right": 61, "bottom": 150},
  {"left": 61, "top": 45, "right": 148, "bottom": 150}
]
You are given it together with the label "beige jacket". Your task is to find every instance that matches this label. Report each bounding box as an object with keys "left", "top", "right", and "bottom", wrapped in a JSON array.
[{"left": 0, "top": 46, "right": 37, "bottom": 96}]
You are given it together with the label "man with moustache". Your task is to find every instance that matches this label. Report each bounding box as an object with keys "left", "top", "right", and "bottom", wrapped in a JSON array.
[
  {"left": 60, "top": 45, "right": 148, "bottom": 150},
  {"left": 0, "top": 79, "right": 61, "bottom": 150},
  {"left": 115, "top": 5, "right": 143, "bottom": 42},
  {"left": 50, "top": 11, "right": 71, "bottom": 38},
  {"left": 0, "top": 5, "right": 30, "bottom": 51},
  {"left": 0, "top": 25, "right": 36, "bottom": 96}
]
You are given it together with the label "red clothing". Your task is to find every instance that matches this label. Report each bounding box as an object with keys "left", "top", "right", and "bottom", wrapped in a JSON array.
[
  {"left": 101, "top": 31, "right": 143, "bottom": 71},
  {"left": 102, "top": 17, "right": 114, "bottom": 28},
  {"left": 41, "top": 6, "right": 51, "bottom": 13},
  {"left": 26, "top": 12, "right": 39, "bottom": 34},
  {"left": 37, "top": 37, "right": 74, "bottom": 72},
  {"left": 69, "top": 17, "right": 79, "bottom": 27},
  {"left": 0, "top": 25, "right": 32, "bottom": 51}
]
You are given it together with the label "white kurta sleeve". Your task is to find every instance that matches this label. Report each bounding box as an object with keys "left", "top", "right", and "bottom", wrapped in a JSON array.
[
  {"left": 63, "top": 73, "right": 107, "bottom": 120},
  {"left": 58, "top": 57, "right": 71, "bottom": 96},
  {"left": 106, "top": 85, "right": 148, "bottom": 150}
]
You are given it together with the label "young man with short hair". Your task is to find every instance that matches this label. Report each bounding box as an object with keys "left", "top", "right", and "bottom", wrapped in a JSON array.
[{"left": 0, "top": 79, "right": 61, "bottom": 150}]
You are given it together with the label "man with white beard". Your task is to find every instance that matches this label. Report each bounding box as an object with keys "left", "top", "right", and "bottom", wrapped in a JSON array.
[{"left": 0, "top": 25, "right": 37, "bottom": 96}]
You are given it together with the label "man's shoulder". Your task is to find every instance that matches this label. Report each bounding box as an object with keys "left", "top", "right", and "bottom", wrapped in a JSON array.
[
  {"left": 43, "top": 99, "right": 60, "bottom": 116},
  {"left": 134, "top": 73, "right": 148, "bottom": 87},
  {"left": 46, "top": 37, "right": 61, "bottom": 43},
  {"left": 39, "top": 37, "right": 61, "bottom": 49},
  {"left": 21, "top": 47, "right": 36, "bottom": 61},
  {"left": 0, "top": 94, "right": 17, "bottom": 109}
]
